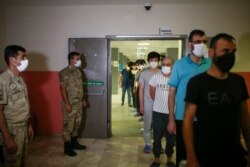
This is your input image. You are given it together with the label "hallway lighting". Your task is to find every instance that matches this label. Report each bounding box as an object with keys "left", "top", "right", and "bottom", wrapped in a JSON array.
[
  {"left": 137, "top": 42, "right": 150, "bottom": 46},
  {"left": 111, "top": 35, "right": 183, "bottom": 38}
]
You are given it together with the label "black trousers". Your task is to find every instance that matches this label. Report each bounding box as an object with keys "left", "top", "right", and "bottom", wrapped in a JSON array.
[
  {"left": 197, "top": 150, "right": 247, "bottom": 167},
  {"left": 176, "top": 120, "right": 247, "bottom": 167},
  {"left": 152, "top": 112, "right": 175, "bottom": 158},
  {"left": 0, "top": 145, "right": 4, "bottom": 165},
  {"left": 175, "top": 120, "right": 186, "bottom": 166}
]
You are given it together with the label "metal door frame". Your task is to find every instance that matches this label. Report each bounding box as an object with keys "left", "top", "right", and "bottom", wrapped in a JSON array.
[{"left": 106, "top": 35, "right": 188, "bottom": 137}]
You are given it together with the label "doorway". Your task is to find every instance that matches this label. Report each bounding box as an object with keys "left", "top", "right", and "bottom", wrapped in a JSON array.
[
  {"left": 109, "top": 36, "right": 187, "bottom": 137},
  {"left": 68, "top": 36, "right": 187, "bottom": 138}
]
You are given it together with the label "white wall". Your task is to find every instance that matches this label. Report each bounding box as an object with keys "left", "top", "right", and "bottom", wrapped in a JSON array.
[
  {"left": 0, "top": 5, "right": 6, "bottom": 67},
  {"left": 1, "top": 2, "right": 250, "bottom": 71}
]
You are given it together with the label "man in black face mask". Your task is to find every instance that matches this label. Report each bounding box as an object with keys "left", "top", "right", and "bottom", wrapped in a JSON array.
[{"left": 183, "top": 33, "right": 250, "bottom": 167}]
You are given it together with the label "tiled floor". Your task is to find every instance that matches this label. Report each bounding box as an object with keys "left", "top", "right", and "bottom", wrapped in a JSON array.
[
  {"left": 111, "top": 91, "right": 143, "bottom": 137},
  {"left": 26, "top": 136, "right": 175, "bottom": 167},
  {"left": 26, "top": 90, "right": 176, "bottom": 167}
]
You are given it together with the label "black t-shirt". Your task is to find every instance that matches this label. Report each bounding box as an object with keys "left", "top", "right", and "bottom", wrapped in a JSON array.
[
  {"left": 121, "top": 69, "right": 134, "bottom": 87},
  {"left": 185, "top": 72, "right": 249, "bottom": 155}
]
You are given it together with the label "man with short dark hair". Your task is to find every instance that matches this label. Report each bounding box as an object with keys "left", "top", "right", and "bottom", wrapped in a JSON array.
[
  {"left": 183, "top": 33, "right": 250, "bottom": 167},
  {"left": 0, "top": 45, "right": 34, "bottom": 166},
  {"left": 59, "top": 52, "right": 87, "bottom": 156},
  {"left": 119, "top": 62, "right": 134, "bottom": 107},
  {"left": 139, "top": 51, "right": 160, "bottom": 153},
  {"left": 167, "top": 29, "right": 211, "bottom": 165}
]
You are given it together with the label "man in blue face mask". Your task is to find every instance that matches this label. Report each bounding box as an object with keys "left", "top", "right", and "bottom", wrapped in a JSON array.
[{"left": 183, "top": 33, "right": 250, "bottom": 167}]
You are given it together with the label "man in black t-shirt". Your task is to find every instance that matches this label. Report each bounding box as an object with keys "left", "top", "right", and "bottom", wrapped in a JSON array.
[
  {"left": 183, "top": 33, "right": 250, "bottom": 167},
  {"left": 119, "top": 62, "right": 134, "bottom": 107}
]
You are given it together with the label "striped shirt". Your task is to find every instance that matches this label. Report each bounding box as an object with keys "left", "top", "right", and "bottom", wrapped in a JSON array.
[{"left": 149, "top": 72, "right": 170, "bottom": 114}]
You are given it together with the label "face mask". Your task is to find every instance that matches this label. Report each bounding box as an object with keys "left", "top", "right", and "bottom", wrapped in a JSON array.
[
  {"left": 74, "top": 60, "right": 81, "bottom": 67},
  {"left": 192, "top": 43, "right": 208, "bottom": 57},
  {"left": 149, "top": 62, "right": 158, "bottom": 69},
  {"left": 139, "top": 65, "right": 145, "bottom": 70},
  {"left": 17, "top": 59, "right": 29, "bottom": 72},
  {"left": 213, "top": 53, "right": 235, "bottom": 72},
  {"left": 161, "top": 66, "right": 171, "bottom": 74}
]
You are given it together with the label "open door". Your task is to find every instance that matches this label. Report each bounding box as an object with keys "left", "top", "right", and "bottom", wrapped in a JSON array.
[{"left": 69, "top": 38, "right": 111, "bottom": 138}]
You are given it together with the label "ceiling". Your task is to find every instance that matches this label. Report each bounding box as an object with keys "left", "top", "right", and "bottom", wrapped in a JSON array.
[
  {"left": 111, "top": 39, "right": 183, "bottom": 62},
  {"left": 2, "top": 0, "right": 249, "bottom": 6}
]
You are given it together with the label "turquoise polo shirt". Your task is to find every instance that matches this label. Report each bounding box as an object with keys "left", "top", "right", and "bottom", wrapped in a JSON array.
[{"left": 168, "top": 54, "right": 211, "bottom": 120}]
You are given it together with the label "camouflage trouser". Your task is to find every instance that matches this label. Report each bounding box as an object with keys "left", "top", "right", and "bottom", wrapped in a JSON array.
[
  {"left": 1, "top": 123, "right": 28, "bottom": 167},
  {"left": 62, "top": 102, "right": 83, "bottom": 141}
]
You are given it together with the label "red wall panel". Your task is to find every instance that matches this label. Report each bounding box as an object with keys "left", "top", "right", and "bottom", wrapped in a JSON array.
[
  {"left": 22, "top": 71, "right": 62, "bottom": 135},
  {"left": 20, "top": 71, "right": 250, "bottom": 135}
]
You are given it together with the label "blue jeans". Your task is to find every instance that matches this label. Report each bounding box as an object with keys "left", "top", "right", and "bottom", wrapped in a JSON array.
[
  {"left": 152, "top": 112, "right": 175, "bottom": 158},
  {"left": 121, "top": 85, "right": 131, "bottom": 105}
]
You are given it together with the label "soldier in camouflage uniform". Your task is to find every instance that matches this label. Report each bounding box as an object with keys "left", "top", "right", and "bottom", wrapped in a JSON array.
[
  {"left": 0, "top": 45, "right": 34, "bottom": 167},
  {"left": 59, "top": 52, "right": 87, "bottom": 157}
]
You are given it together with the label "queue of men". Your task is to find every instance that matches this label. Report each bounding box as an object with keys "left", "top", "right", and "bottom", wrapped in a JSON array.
[
  {"left": 134, "top": 30, "right": 249, "bottom": 167},
  {"left": 0, "top": 29, "right": 249, "bottom": 167}
]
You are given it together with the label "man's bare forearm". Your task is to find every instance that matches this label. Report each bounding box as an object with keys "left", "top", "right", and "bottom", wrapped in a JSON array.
[
  {"left": 149, "top": 85, "right": 155, "bottom": 100},
  {"left": 168, "top": 87, "right": 176, "bottom": 119},
  {"left": 139, "top": 84, "right": 144, "bottom": 109}
]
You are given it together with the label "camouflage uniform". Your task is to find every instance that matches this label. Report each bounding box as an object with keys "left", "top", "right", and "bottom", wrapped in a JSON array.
[
  {"left": 0, "top": 69, "right": 30, "bottom": 167},
  {"left": 59, "top": 67, "right": 83, "bottom": 142}
]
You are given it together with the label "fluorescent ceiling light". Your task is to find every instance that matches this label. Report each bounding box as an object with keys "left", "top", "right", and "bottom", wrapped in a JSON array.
[
  {"left": 137, "top": 43, "right": 150, "bottom": 46},
  {"left": 138, "top": 46, "right": 148, "bottom": 49}
]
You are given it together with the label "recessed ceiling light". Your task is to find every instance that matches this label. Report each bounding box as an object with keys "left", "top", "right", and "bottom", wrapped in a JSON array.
[
  {"left": 138, "top": 46, "right": 148, "bottom": 49},
  {"left": 137, "top": 43, "right": 150, "bottom": 46}
]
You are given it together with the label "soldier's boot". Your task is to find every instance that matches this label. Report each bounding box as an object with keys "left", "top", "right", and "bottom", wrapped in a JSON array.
[
  {"left": 71, "top": 137, "right": 87, "bottom": 150},
  {"left": 64, "top": 141, "right": 77, "bottom": 156}
]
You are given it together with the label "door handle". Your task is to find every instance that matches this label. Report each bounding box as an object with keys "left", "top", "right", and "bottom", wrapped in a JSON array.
[{"left": 84, "top": 87, "right": 105, "bottom": 96}]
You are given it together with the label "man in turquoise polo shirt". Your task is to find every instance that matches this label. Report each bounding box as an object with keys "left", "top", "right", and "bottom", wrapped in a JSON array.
[{"left": 167, "top": 29, "right": 211, "bottom": 166}]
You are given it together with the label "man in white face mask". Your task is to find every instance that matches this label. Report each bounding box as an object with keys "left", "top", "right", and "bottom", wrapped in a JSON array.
[
  {"left": 149, "top": 56, "right": 176, "bottom": 167},
  {"left": 0, "top": 45, "right": 34, "bottom": 166},
  {"left": 139, "top": 52, "right": 160, "bottom": 153},
  {"left": 59, "top": 52, "right": 87, "bottom": 157},
  {"left": 167, "top": 29, "right": 211, "bottom": 166}
]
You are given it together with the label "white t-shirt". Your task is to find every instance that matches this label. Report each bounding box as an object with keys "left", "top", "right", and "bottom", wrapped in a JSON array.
[{"left": 149, "top": 72, "right": 170, "bottom": 114}]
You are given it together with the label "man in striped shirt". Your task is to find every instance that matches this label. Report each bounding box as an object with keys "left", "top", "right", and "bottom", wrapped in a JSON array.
[{"left": 149, "top": 56, "right": 176, "bottom": 167}]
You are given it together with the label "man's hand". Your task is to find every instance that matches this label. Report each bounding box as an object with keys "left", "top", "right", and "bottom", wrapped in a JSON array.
[
  {"left": 28, "top": 123, "right": 34, "bottom": 141},
  {"left": 186, "top": 159, "right": 200, "bottom": 167},
  {"left": 82, "top": 100, "right": 87, "bottom": 108},
  {"left": 139, "top": 106, "right": 144, "bottom": 115},
  {"left": 65, "top": 103, "right": 72, "bottom": 113},
  {"left": 167, "top": 117, "right": 176, "bottom": 135},
  {"left": 133, "top": 87, "right": 137, "bottom": 94},
  {"left": 4, "top": 136, "right": 17, "bottom": 154}
]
